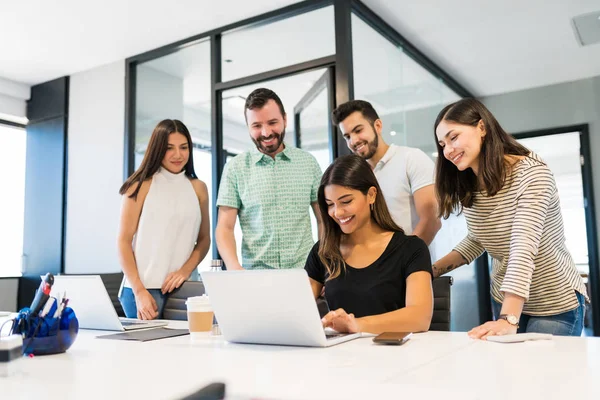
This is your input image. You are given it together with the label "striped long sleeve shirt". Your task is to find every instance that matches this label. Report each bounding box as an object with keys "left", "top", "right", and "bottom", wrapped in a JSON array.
[{"left": 454, "top": 152, "right": 588, "bottom": 316}]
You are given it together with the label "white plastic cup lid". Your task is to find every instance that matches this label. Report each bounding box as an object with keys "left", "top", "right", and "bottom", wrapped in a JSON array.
[{"left": 185, "top": 294, "right": 210, "bottom": 307}]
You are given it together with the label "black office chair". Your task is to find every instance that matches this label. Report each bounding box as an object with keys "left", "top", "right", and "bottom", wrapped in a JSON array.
[
  {"left": 98, "top": 273, "right": 126, "bottom": 317},
  {"left": 430, "top": 276, "right": 453, "bottom": 331},
  {"left": 179, "top": 382, "right": 225, "bottom": 400},
  {"left": 316, "top": 297, "right": 329, "bottom": 318},
  {"left": 163, "top": 281, "right": 206, "bottom": 320}
]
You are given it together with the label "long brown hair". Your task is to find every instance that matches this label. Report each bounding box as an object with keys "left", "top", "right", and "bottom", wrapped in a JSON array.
[
  {"left": 119, "top": 119, "right": 197, "bottom": 199},
  {"left": 434, "top": 98, "right": 529, "bottom": 219},
  {"left": 318, "top": 154, "right": 403, "bottom": 280}
]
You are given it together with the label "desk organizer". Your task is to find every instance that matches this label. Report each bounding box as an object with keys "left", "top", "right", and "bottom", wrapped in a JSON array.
[{"left": 11, "top": 307, "right": 79, "bottom": 356}]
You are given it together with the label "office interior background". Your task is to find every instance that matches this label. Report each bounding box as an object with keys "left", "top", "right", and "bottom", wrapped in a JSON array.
[{"left": 1, "top": 0, "right": 600, "bottom": 336}]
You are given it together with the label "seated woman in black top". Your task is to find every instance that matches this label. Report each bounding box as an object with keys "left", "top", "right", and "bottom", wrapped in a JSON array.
[{"left": 305, "top": 154, "right": 433, "bottom": 334}]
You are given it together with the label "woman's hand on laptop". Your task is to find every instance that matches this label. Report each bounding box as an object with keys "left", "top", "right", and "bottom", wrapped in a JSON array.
[
  {"left": 321, "top": 308, "right": 360, "bottom": 333},
  {"left": 135, "top": 289, "right": 158, "bottom": 320}
]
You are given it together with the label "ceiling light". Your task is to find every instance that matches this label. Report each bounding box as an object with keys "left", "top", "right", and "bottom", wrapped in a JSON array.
[
  {"left": 431, "top": 152, "right": 438, "bottom": 158},
  {"left": 390, "top": 131, "right": 397, "bottom": 136}
]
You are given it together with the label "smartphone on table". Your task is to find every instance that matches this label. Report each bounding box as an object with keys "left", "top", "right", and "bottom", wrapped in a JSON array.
[{"left": 372, "top": 332, "right": 412, "bottom": 345}]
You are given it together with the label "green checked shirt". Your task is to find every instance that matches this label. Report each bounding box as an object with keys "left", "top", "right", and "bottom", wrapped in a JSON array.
[{"left": 217, "top": 145, "right": 322, "bottom": 269}]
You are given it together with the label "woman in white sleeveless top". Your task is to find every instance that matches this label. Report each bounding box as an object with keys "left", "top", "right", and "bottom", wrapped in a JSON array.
[{"left": 117, "top": 119, "right": 210, "bottom": 320}]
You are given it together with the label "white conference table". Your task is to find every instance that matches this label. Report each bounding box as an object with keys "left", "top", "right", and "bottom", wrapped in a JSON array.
[{"left": 1, "top": 319, "right": 599, "bottom": 399}]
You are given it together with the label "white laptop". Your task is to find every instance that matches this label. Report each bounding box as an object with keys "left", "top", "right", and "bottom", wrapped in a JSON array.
[
  {"left": 200, "top": 269, "right": 361, "bottom": 347},
  {"left": 50, "top": 275, "right": 167, "bottom": 331}
]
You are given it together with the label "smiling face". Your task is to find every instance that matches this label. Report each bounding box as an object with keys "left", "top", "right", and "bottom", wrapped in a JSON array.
[
  {"left": 436, "top": 119, "right": 486, "bottom": 175},
  {"left": 246, "top": 99, "right": 286, "bottom": 156},
  {"left": 324, "top": 184, "right": 376, "bottom": 235},
  {"left": 338, "top": 111, "right": 382, "bottom": 160},
  {"left": 161, "top": 132, "right": 189, "bottom": 173}
]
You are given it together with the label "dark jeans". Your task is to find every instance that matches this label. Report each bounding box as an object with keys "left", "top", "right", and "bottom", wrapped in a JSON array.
[
  {"left": 119, "top": 287, "right": 167, "bottom": 319},
  {"left": 491, "top": 291, "right": 585, "bottom": 336}
]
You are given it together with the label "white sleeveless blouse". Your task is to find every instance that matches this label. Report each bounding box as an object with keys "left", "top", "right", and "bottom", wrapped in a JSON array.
[{"left": 125, "top": 167, "right": 201, "bottom": 289}]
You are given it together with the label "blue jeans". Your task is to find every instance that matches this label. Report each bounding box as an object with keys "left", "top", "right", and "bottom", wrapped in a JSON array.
[
  {"left": 491, "top": 291, "right": 585, "bottom": 336},
  {"left": 119, "top": 287, "right": 167, "bottom": 319}
]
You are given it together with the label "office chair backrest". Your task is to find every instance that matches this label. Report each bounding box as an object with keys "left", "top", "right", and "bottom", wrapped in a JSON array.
[
  {"left": 163, "top": 281, "right": 206, "bottom": 320},
  {"left": 316, "top": 297, "right": 329, "bottom": 318},
  {"left": 430, "top": 276, "right": 453, "bottom": 331},
  {"left": 97, "top": 273, "right": 126, "bottom": 317}
]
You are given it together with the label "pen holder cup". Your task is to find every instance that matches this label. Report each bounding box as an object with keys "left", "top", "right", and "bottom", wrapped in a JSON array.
[{"left": 12, "top": 307, "right": 79, "bottom": 356}]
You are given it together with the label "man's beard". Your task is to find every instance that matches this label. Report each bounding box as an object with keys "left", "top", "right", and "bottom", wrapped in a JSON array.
[
  {"left": 354, "top": 132, "right": 378, "bottom": 160},
  {"left": 252, "top": 129, "right": 286, "bottom": 155}
]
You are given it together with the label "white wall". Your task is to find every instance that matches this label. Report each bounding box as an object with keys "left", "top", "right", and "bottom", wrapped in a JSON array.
[
  {"left": 65, "top": 61, "right": 125, "bottom": 274},
  {"left": 481, "top": 76, "right": 600, "bottom": 249}
]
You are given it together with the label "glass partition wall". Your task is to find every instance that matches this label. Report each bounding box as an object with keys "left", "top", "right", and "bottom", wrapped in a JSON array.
[{"left": 125, "top": 0, "right": 487, "bottom": 328}]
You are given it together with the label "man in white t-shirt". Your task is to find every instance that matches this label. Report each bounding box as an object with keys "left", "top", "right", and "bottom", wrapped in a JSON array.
[{"left": 332, "top": 100, "right": 441, "bottom": 247}]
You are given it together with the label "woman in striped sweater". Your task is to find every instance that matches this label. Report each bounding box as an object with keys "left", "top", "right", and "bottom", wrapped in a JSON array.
[{"left": 432, "top": 98, "right": 588, "bottom": 338}]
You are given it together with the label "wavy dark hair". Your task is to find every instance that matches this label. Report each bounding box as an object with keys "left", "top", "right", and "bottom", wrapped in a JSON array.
[
  {"left": 119, "top": 119, "right": 197, "bottom": 200},
  {"left": 331, "top": 99, "right": 380, "bottom": 126},
  {"left": 318, "top": 154, "right": 403, "bottom": 280},
  {"left": 434, "top": 98, "right": 529, "bottom": 218},
  {"left": 244, "top": 88, "right": 286, "bottom": 122}
]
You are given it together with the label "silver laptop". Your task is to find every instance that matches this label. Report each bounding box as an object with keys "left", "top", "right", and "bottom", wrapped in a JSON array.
[
  {"left": 50, "top": 275, "right": 167, "bottom": 331},
  {"left": 201, "top": 269, "right": 361, "bottom": 347}
]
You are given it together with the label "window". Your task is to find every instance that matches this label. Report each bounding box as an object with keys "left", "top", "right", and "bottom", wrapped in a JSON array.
[
  {"left": 221, "top": 6, "right": 334, "bottom": 81},
  {"left": 0, "top": 123, "right": 26, "bottom": 276},
  {"left": 352, "top": 13, "right": 460, "bottom": 155}
]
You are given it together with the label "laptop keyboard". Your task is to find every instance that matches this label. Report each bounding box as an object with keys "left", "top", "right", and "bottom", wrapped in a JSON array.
[
  {"left": 325, "top": 333, "right": 348, "bottom": 339},
  {"left": 120, "top": 320, "right": 149, "bottom": 326}
]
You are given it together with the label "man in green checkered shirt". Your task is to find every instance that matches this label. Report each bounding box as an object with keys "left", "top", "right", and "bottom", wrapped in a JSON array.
[{"left": 216, "top": 88, "right": 323, "bottom": 270}]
